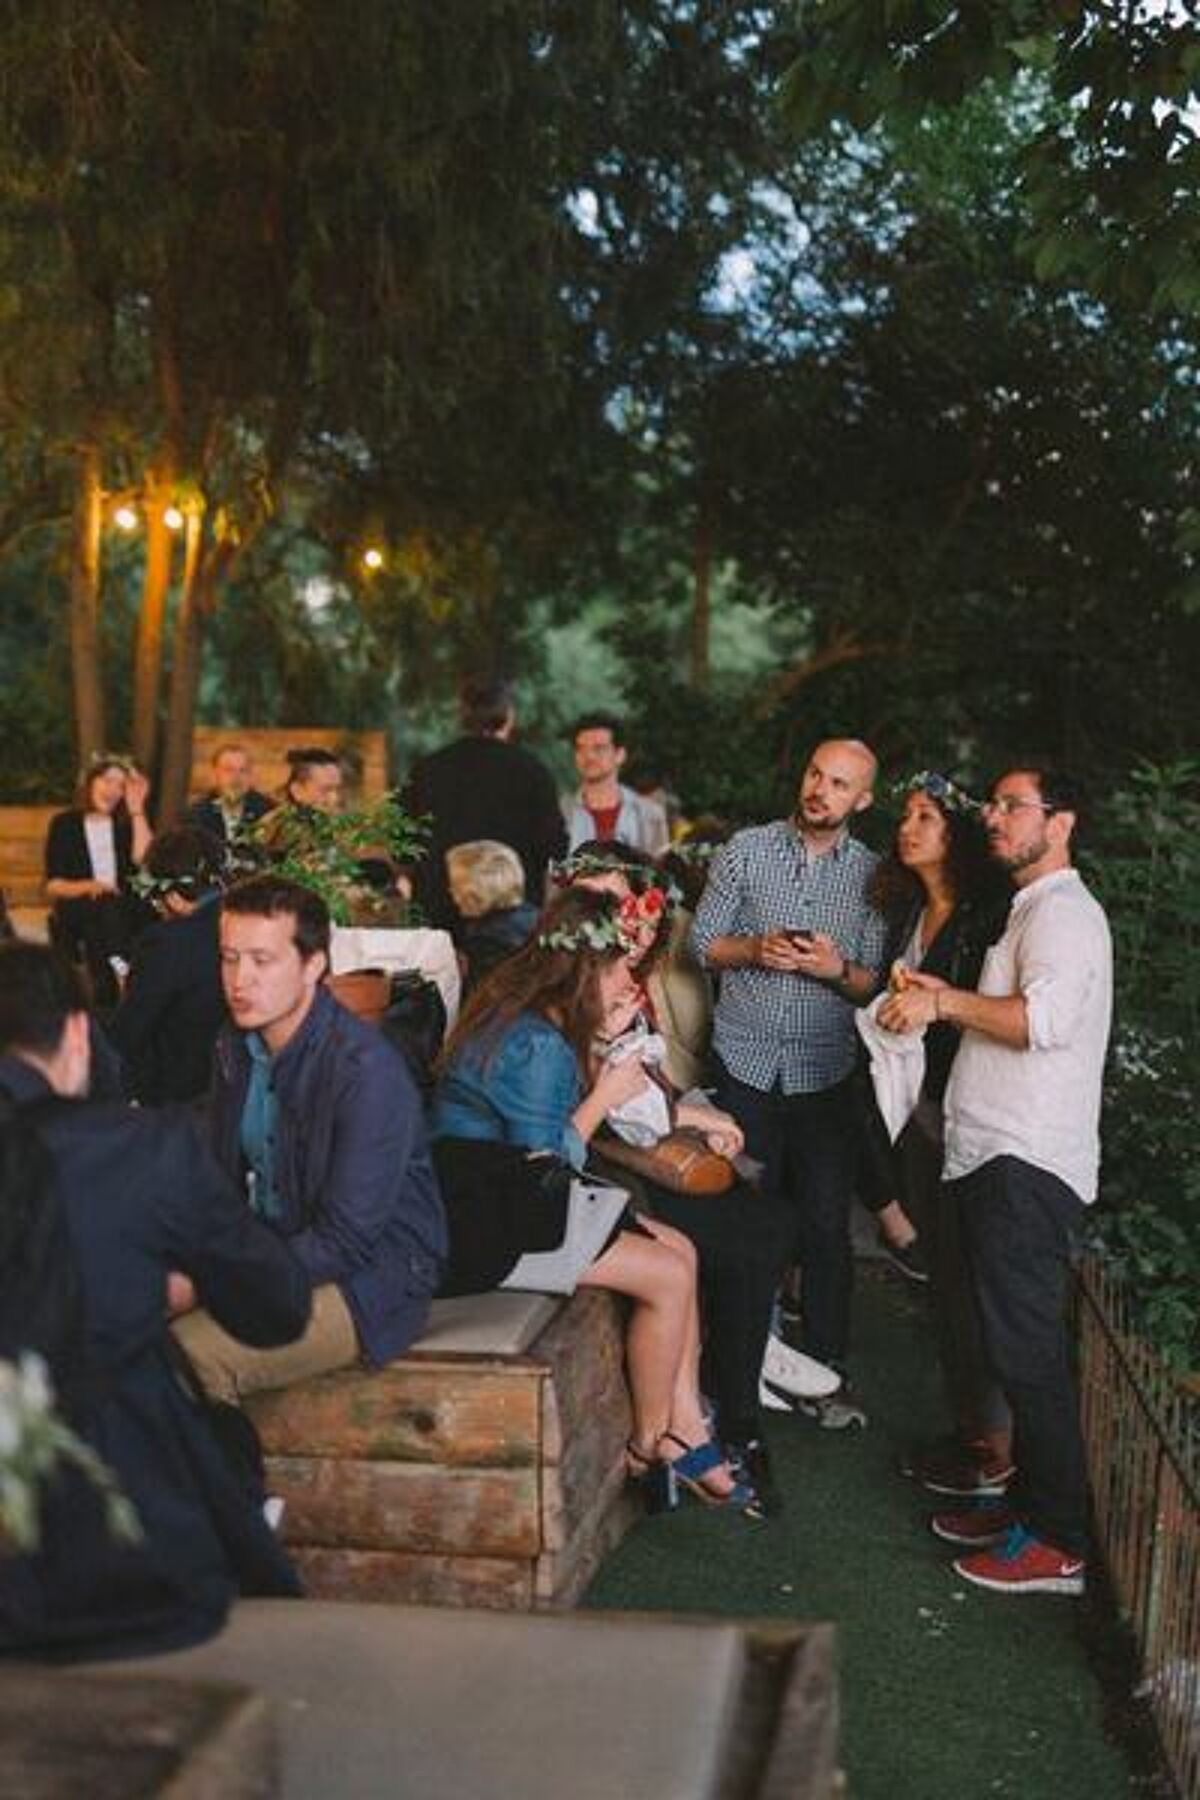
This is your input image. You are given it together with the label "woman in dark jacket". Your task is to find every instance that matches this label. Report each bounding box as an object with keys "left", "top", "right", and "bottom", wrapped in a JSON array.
[
  {"left": 861, "top": 773, "right": 1013, "bottom": 1497},
  {"left": 44, "top": 754, "right": 153, "bottom": 1009}
]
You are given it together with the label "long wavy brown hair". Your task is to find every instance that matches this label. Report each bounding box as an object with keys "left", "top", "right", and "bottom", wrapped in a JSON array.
[
  {"left": 868, "top": 788, "right": 994, "bottom": 921},
  {"left": 439, "top": 887, "right": 630, "bottom": 1076}
]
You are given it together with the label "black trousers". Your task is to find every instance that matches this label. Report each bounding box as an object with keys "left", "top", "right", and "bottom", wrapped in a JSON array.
[
  {"left": 897, "top": 1108, "right": 1011, "bottom": 1442},
  {"left": 952, "top": 1155, "right": 1088, "bottom": 1556},
  {"left": 589, "top": 1152, "right": 791, "bottom": 1445},
  {"left": 715, "top": 1061, "right": 857, "bottom": 1370}
]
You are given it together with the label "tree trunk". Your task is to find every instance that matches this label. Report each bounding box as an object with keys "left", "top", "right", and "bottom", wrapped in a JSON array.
[
  {"left": 131, "top": 469, "right": 176, "bottom": 772},
  {"left": 68, "top": 442, "right": 106, "bottom": 760},
  {"left": 690, "top": 504, "right": 711, "bottom": 689},
  {"left": 157, "top": 509, "right": 206, "bottom": 827}
]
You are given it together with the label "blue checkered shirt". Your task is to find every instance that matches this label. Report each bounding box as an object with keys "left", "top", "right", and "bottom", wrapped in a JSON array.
[{"left": 691, "top": 820, "right": 887, "bottom": 1094}]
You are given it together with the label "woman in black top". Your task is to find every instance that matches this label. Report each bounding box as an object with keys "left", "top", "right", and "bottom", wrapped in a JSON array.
[
  {"left": 862, "top": 773, "right": 1013, "bottom": 1494},
  {"left": 43, "top": 755, "right": 153, "bottom": 1008}
]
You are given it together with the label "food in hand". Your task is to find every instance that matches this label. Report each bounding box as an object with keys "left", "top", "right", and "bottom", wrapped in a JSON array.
[{"left": 889, "top": 960, "right": 910, "bottom": 994}]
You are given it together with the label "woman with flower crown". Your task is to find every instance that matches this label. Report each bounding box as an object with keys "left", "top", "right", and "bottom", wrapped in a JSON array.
[
  {"left": 432, "top": 886, "right": 759, "bottom": 1516},
  {"left": 549, "top": 844, "right": 845, "bottom": 1517},
  {"left": 865, "top": 772, "right": 1013, "bottom": 1501}
]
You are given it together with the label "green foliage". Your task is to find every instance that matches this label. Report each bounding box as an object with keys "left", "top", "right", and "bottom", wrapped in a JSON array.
[
  {"left": 781, "top": 1, "right": 1200, "bottom": 318},
  {"left": 1087, "top": 761, "right": 1200, "bottom": 1368},
  {"left": 0, "top": 1352, "right": 141, "bottom": 1551},
  {"left": 243, "top": 798, "right": 428, "bottom": 929}
]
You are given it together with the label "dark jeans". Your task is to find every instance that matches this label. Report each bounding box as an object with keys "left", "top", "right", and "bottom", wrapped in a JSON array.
[
  {"left": 897, "top": 1108, "right": 1010, "bottom": 1441},
  {"left": 715, "top": 1060, "right": 856, "bottom": 1370},
  {"left": 952, "top": 1155, "right": 1088, "bottom": 1556},
  {"left": 590, "top": 1151, "right": 791, "bottom": 1444}
]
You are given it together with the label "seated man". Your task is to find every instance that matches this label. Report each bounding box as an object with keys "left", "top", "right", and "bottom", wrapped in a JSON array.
[
  {"left": 174, "top": 874, "right": 447, "bottom": 1403},
  {"left": 108, "top": 826, "right": 227, "bottom": 1106},
  {"left": 0, "top": 941, "right": 312, "bottom": 1660},
  {"left": 185, "top": 742, "right": 273, "bottom": 846}
]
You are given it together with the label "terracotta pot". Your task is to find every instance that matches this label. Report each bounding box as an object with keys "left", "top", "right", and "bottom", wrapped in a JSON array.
[{"left": 327, "top": 968, "right": 390, "bottom": 1025}]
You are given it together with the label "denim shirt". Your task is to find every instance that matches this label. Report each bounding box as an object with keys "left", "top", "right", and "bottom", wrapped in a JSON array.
[{"left": 431, "top": 1012, "right": 588, "bottom": 1169}]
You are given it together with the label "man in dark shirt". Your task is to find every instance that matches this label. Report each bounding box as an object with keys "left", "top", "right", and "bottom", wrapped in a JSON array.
[
  {"left": 109, "top": 826, "right": 226, "bottom": 1105},
  {"left": 184, "top": 744, "right": 272, "bottom": 846},
  {"left": 0, "top": 940, "right": 311, "bottom": 1659},
  {"left": 404, "top": 676, "right": 566, "bottom": 932}
]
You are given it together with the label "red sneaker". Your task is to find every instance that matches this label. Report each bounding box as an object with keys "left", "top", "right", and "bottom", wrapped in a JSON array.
[
  {"left": 914, "top": 1440, "right": 1015, "bottom": 1499},
  {"left": 930, "top": 1506, "right": 1017, "bottom": 1548},
  {"left": 954, "top": 1525, "right": 1085, "bottom": 1596}
]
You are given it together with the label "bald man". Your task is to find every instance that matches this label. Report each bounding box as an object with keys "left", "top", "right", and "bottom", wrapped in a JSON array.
[{"left": 692, "top": 740, "right": 887, "bottom": 1423}]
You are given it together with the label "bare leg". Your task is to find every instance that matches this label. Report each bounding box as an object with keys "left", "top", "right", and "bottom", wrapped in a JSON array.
[
  {"left": 638, "top": 1219, "right": 708, "bottom": 1443},
  {"left": 632, "top": 1219, "right": 740, "bottom": 1501},
  {"left": 579, "top": 1229, "right": 691, "bottom": 1456}
]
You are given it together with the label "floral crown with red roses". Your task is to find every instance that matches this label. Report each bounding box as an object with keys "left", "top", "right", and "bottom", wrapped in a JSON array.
[{"left": 549, "top": 850, "right": 681, "bottom": 915}]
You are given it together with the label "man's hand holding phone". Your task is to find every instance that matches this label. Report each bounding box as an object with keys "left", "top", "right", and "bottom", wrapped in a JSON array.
[{"left": 758, "top": 927, "right": 845, "bottom": 981}]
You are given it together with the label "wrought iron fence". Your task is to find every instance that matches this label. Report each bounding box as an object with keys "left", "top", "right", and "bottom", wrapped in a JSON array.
[{"left": 1077, "top": 1254, "right": 1200, "bottom": 1798}]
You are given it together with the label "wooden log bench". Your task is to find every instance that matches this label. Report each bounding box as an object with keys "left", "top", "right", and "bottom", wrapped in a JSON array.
[{"left": 246, "top": 1288, "right": 638, "bottom": 1613}]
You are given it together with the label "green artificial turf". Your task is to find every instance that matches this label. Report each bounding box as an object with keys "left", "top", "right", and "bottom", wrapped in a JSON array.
[{"left": 584, "top": 1266, "right": 1149, "bottom": 1800}]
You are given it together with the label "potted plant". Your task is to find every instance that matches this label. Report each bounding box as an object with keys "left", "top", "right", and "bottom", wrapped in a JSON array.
[{"left": 241, "top": 796, "right": 431, "bottom": 1021}]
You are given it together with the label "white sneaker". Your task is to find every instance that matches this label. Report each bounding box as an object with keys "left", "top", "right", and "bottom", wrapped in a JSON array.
[
  {"left": 759, "top": 1376, "right": 793, "bottom": 1412},
  {"left": 761, "top": 1333, "right": 842, "bottom": 1401}
]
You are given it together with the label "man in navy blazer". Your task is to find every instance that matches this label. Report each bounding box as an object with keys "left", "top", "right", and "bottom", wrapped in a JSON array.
[{"left": 174, "top": 873, "right": 447, "bottom": 1403}]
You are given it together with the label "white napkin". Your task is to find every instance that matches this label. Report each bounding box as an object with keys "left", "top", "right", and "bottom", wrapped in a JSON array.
[
  {"left": 855, "top": 994, "right": 926, "bottom": 1142},
  {"left": 602, "top": 1021, "right": 673, "bottom": 1146}
]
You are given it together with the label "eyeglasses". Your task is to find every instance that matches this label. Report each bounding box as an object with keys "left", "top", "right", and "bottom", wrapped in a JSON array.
[{"left": 981, "top": 795, "right": 1056, "bottom": 818}]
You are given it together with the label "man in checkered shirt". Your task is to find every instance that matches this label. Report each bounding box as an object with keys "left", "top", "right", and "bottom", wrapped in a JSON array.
[{"left": 692, "top": 740, "right": 887, "bottom": 1421}]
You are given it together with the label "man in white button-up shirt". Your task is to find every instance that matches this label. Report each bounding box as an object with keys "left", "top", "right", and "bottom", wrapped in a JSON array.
[{"left": 880, "top": 764, "right": 1111, "bottom": 1597}]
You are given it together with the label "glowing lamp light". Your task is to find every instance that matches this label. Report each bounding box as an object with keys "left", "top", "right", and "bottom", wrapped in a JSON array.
[
  {"left": 362, "top": 547, "right": 385, "bottom": 572},
  {"left": 163, "top": 505, "right": 185, "bottom": 531},
  {"left": 113, "top": 505, "right": 139, "bottom": 532}
]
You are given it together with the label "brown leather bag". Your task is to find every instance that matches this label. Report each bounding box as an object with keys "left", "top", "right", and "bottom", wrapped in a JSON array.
[{"left": 596, "top": 1126, "right": 736, "bottom": 1196}]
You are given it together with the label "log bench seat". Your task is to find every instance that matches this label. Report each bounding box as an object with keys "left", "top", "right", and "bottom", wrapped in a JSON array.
[{"left": 246, "top": 1288, "right": 638, "bottom": 1613}]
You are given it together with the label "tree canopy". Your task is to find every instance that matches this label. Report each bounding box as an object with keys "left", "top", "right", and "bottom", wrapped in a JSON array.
[
  {"left": 0, "top": 2, "right": 1194, "bottom": 822},
  {"left": 781, "top": 0, "right": 1200, "bottom": 316}
]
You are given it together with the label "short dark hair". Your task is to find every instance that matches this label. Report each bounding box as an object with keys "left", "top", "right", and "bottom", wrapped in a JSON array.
[
  {"left": 995, "top": 762, "right": 1086, "bottom": 829},
  {"left": 144, "top": 826, "right": 225, "bottom": 897},
  {"left": 221, "top": 875, "right": 331, "bottom": 963},
  {"left": 0, "top": 942, "right": 87, "bottom": 1059},
  {"left": 459, "top": 676, "right": 513, "bottom": 736},
  {"left": 572, "top": 710, "right": 625, "bottom": 749},
  {"left": 285, "top": 746, "right": 340, "bottom": 775}
]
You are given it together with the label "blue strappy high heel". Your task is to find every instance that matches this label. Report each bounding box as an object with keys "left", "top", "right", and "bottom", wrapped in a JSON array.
[
  {"left": 660, "top": 1432, "right": 763, "bottom": 1518},
  {"left": 625, "top": 1440, "right": 678, "bottom": 1514}
]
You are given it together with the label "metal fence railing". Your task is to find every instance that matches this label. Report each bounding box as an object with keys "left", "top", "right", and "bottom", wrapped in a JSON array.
[{"left": 1076, "top": 1254, "right": 1200, "bottom": 1798}]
